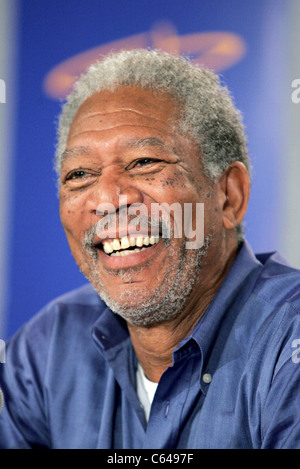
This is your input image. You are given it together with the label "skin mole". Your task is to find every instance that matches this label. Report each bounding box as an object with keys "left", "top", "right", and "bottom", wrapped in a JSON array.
[{"left": 159, "top": 177, "right": 177, "bottom": 188}]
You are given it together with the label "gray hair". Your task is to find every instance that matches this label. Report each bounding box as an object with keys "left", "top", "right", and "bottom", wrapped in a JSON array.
[{"left": 55, "top": 48, "right": 250, "bottom": 239}]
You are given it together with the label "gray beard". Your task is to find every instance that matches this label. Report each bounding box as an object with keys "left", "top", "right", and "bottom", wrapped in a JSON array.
[{"left": 81, "top": 232, "right": 211, "bottom": 327}]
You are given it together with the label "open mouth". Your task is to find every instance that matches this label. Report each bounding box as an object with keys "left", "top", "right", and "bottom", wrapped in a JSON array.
[{"left": 98, "top": 235, "right": 161, "bottom": 257}]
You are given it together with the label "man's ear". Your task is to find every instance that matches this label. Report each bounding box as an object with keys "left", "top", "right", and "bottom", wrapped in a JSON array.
[{"left": 218, "top": 161, "right": 250, "bottom": 231}]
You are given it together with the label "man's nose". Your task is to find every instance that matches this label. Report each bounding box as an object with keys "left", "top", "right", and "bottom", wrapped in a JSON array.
[{"left": 86, "top": 168, "right": 144, "bottom": 215}]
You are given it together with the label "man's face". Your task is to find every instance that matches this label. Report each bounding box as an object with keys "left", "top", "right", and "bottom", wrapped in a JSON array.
[{"left": 59, "top": 86, "right": 223, "bottom": 326}]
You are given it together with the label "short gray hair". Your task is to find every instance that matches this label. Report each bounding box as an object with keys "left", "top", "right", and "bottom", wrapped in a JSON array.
[{"left": 55, "top": 48, "right": 250, "bottom": 239}]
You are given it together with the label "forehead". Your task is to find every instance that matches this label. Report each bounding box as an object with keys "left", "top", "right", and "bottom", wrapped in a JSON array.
[
  {"left": 64, "top": 86, "right": 203, "bottom": 173},
  {"left": 68, "top": 86, "right": 181, "bottom": 140}
]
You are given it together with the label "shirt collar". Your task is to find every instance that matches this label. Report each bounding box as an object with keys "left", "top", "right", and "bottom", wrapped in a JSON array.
[{"left": 92, "top": 306, "right": 129, "bottom": 353}]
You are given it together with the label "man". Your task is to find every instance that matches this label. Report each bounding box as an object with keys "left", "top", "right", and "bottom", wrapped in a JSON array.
[{"left": 0, "top": 49, "right": 299, "bottom": 449}]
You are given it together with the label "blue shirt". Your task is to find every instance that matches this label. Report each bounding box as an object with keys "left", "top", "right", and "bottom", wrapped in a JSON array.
[{"left": 0, "top": 240, "right": 300, "bottom": 449}]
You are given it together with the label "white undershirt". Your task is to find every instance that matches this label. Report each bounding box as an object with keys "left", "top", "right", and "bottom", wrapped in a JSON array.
[{"left": 136, "top": 362, "right": 158, "bottom": 421}]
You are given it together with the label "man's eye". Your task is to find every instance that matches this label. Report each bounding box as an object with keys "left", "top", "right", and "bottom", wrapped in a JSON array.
[
  {"left": 63, "top": 169, "right": 99, "bottom": 188},
  {"left": 66, "top": 170, "right": 88, "bottom": 180},
  {"left": 127, "top": 158, "right": 162, "bottom": 170},
  {"left": 136, "top": 158, "right": 156, "bottom": 166}
]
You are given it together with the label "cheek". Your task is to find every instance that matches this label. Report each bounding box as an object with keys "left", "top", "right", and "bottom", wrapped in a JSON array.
[
  {"left": 59, "top": 201, "right": 89, "bottom": 270},
  {"left": 147, "top": 171, "right": 200, "bottom": 204},
  {"left": 203, "top": 196, "right": 223, "bottom": 238},
  {"left": 59, "top": 193, "right": 85, "bottom": 240}
]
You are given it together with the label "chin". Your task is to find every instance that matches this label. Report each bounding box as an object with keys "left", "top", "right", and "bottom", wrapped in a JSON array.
[
  {"left": 84, "top": 234, "right": 212, "bottom": 326},
  {"left": 94, "top": 278, "right": 191, "bottom": 327}
]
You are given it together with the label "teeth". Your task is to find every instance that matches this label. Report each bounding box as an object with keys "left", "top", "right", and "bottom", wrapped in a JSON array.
[
  {"left": 103, "top": 242, "right": 113, "bottom": 254},
  {"left": 112, "top": 239, "right": 121, "bottom": 251},
  {"left": 102, "top": 235, "right": 160, "bottom": 255},
  {"left": 143, "top": 236, "right": 150, "bottom": 246},
  {"left": 129, "top": 236, "right": 136, "bottom": 247},
  {"left": 135, "top": 237, "right": 144, "bottom": 247},
  {"left": 121, "top": 236, "right": 130, "bottom": 249},
  {"left": 111, "top": 247, "right": 147, "bottom": 257}
]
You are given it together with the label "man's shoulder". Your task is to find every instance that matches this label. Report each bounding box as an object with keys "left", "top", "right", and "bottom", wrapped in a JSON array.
[
  {"left": 35, "top": 282, "right": 104, "bottom": 319},
  {"left": 47, "top": 282, "right": 102, "bottom": 308},
  {"left": 231, "top": 244, "right": 300, "bottom": 359},
  {"left": 4, "top": 283, "right": 108, "bottom": 380},
  {"left": 242, "top": 249, "right": 300, "bottom": 379},
  {"left": 10, "top": 283, "right": 106, "bottom": 346},
  {"left": 254, "top": 249, "right": 300, "bottom": 309}
]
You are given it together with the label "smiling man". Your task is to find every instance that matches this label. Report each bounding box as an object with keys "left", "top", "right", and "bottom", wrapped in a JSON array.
[
  {"left": 1, "top": 49, "right": 300, "bottom": 449},
  {"left": 59, "top": 83, "right": 246, "bottom": 363}
]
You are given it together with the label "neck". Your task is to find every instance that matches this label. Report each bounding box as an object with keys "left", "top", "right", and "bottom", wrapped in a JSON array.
[{"left": 128, "top": 240, "right": 239, "bottom": 383}]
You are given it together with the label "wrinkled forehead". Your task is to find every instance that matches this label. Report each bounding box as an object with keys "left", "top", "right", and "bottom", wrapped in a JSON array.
[
  {"left": 68, "top": 86, "right": 181, "bottom": 136},
  {"left": 63, "top": 85, "right": 204, "bottom": 174}
]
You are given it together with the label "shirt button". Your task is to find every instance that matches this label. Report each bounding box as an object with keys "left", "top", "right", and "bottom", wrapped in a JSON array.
[{"left": 202, "top": 373, "right": 212, "bottom": 384}]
